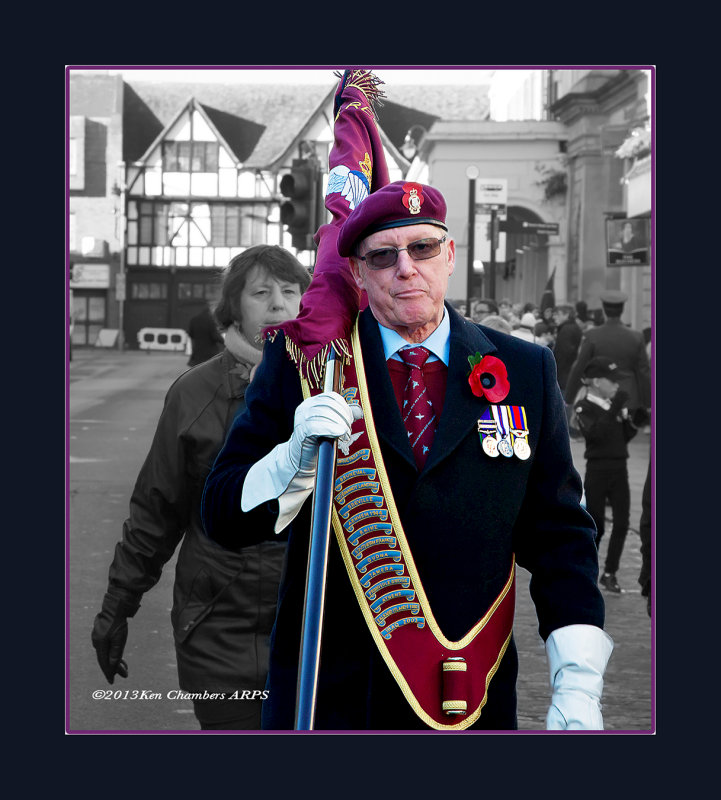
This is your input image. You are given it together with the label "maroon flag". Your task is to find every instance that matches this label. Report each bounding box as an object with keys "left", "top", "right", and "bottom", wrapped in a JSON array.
[{"left": 264, "top": 70, "right": 390, "bottom": 387}]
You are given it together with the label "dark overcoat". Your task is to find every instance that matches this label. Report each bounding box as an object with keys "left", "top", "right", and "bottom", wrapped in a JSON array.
[
  {"left": 553, "top": 319, "right": 582, "bottom": 391},
  {"left": 187, "top": 306, "right": 224, "bottom": 367},
  {"left": 202, "top": 303, "right": 604, "bottom": 730},
  {"left": 564, "top": 318, "right": 651, "bottom": 412}
]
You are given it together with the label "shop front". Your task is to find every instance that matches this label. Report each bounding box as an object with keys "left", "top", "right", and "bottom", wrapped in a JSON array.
[{"left": 69, "top": 262, "right": 112, "bottom": 348}]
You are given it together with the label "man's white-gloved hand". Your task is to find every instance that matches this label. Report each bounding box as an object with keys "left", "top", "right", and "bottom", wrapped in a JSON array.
[
  {"left": 545, "top": 623, "right": 614, "bottom": 730},
  {"left": 241, "top": 392, "right": 363, "bottom": 532}
]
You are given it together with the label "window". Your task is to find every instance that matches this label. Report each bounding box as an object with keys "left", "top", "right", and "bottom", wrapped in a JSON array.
[
  {"left": 71, "top": 292, "right": 106, "bottom": 346},
  {"left": 210, "top": 203, "right": 267, "bottom": 246},
  {"left": 131, "top": 282, "right": 168, "bottom": 300},
  {"left": 192, "top": 142, "right": 218, "bottom": 172},
  {"left": 211, "top": 205, "right": 243, "bottom": 246},
  {"left": 177, "top": 282, "right": 217, "bottom": 301},
  {"left": 138, "top": 202, "right": 170, "bottom": 246},
  {"left": 163, "top": 141, "right": 218, "bottom": 173}
]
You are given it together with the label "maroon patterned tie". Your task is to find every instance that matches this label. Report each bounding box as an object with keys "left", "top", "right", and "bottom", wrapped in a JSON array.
[{"left": 397, "top": 346, "right": 438, "bottom": 469}]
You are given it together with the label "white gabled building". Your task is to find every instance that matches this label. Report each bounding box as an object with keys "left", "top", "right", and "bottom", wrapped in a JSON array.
[{"left": 69, "top": 73, "right": 455, "bottom": 348}]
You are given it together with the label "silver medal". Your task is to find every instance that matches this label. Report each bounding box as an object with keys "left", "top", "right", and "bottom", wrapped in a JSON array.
[
  {"left": 513, "top": 438, "right": 531, "bottom": 460},
  {"left": 497, "top": 437, "right": 513, "bottom": 458},
  {"left": 482, "top": 435, "right": 500, "bottom": 457}
]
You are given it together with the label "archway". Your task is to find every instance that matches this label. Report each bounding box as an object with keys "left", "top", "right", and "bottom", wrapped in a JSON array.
[{"left": 496, "top": 206, "right": 550, "bottom": 310}]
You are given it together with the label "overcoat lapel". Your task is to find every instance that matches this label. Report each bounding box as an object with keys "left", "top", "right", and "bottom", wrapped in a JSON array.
[{"left": 356, "top": 304, "right": 498, "bottom": 475}]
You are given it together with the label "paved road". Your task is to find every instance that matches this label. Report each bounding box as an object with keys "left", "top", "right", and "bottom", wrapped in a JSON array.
[{"left": 67, "top": 347, "right": 653, "bottom": 734}]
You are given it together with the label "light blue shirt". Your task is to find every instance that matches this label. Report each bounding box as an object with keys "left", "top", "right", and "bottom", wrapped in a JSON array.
[{"left": 377, "top": 305, "right": 450, "bottom": 365}]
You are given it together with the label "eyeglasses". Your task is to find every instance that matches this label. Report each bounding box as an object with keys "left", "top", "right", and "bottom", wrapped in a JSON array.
[{"left": 358, "top": 235, "right": 447, "bottom": 270}]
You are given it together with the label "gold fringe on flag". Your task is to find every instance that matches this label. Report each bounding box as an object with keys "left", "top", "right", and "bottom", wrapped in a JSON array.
[{"left": 264, "top": 329, "right": 353, "bottom": 390}]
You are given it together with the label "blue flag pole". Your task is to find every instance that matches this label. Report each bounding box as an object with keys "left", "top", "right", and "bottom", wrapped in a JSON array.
[{"left": 294, "top": 349, "right": 342, "bottom": 730}]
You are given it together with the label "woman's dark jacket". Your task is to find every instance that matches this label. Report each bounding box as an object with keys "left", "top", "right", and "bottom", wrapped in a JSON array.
[{"left": 106, "top": 349, "right": 286, "bottom": 692}]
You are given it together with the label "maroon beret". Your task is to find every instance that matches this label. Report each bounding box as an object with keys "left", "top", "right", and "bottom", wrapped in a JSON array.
[{"left": 337, "top": 180, "right": 448, "bottom": 257}]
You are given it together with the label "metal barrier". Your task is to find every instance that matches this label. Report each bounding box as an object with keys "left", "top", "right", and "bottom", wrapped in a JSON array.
[{"left": 137, "top": 327, "right": 188, "bottom": 352}]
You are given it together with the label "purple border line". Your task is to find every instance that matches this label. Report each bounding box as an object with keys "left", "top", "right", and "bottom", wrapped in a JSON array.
[{"left": 65, "top": 64, "right": 656, "bottom": 736}]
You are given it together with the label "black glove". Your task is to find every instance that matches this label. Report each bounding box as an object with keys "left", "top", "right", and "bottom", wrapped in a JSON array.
[
  {"left": 91, "top": 593, "right": 140, "bottom": 684},
  {"left": 609, "top": 389, "right": 629, "bottom": 417}
]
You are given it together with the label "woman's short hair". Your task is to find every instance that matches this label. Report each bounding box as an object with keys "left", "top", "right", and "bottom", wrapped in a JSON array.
[{"left": 214, "top": 245, "right": 311, "bottom": 329}]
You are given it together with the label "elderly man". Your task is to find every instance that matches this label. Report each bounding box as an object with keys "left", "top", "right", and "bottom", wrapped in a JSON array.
[{"left": 201, "top": 179, "right": 612, "bottom": 732}]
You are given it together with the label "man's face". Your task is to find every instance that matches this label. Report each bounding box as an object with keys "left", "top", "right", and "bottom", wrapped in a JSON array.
[
  {"left": 553, "top": 309, "right": 569, "bottom": 326},
  {"left": 349, "top": 224, "right": 454, "bottom": 336},
  {"left": 472, "top": 301, "right": 492, "bottom": 321}
]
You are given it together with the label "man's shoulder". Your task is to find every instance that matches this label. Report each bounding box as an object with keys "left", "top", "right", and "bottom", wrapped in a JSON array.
[{"left": 170, "top": 352, "right": 225, "bottom": 395}]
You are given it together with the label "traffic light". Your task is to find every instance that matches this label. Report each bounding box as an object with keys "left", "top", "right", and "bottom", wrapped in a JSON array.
[{"left": 280, "top": 158, "right": 322, "bottom": 251}]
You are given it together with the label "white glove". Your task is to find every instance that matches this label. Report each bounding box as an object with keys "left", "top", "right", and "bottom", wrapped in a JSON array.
[
  {"left": 241, "top": 391, "right": 363, "bottom": 533},
  {"left": 545, "top": 624, "right": 614, "bottom": 730}
]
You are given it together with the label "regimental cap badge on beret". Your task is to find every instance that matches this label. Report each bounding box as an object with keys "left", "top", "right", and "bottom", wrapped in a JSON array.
[
  {"left": 402, "top": 182, "right": 424, "bottom": 215},
  {"left": 337, "top": 180, "right": 448, "bottom": 257}
]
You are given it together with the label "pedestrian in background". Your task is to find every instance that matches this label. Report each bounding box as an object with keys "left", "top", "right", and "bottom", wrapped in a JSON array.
[
  {"left": 499, "top": 298, "right": 520, "bottom": 328},
  {"left": 471, "top": 297, "right": 498, "bottom": 323},
  {"left": 534, "top": 321, "right": 554, "bottom": 348},
  {"left": 480, "top": 314, "right": 513, "bottom": 334},
  {"left": 552, "top": 303, "right": 582, "bottom": 393},
  {"left": 564, "top": 291, "right": 651, "bottom": 425},
  {"left": 573, "top": 356, "right": 637, "bottom": 594},
  {"left": 511, "top": 311, "right": 538, "bottom": 343},
  {"left": 186, "top": 302, "right": 224, "bottom": 367},
  {"left": 575, "top": 301, "right": 592, "bottom": 332},
  {"left": 91, "top": 244, "right": 310, "bottom": 731},
  {"left": 541, "top": 306, "right": 556, "bottom": 337}
]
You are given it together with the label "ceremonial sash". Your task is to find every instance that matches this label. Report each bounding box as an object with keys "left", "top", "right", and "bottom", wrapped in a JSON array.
[{"left": 300, "top": 318, "right": 515, "bottom": 730}]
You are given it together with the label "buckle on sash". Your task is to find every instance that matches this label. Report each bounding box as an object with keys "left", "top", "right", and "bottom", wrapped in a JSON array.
[{"left": 441, "top": 658, "right": 468, "bottom": 716}]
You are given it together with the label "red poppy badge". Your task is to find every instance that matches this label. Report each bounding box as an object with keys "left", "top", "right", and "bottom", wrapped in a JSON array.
[{"left": 467, "top": 353, "right": 510, "bottom": 403}]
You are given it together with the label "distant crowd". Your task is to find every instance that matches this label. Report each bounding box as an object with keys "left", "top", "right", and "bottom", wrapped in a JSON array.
[{"left": 450, "top": 296, "right": 651, "bottom": 397}]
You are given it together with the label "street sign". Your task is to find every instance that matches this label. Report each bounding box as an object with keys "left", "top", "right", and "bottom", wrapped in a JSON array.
[
  {"left": 70, "top": 263, "right": 110, "bottom": 288},
  {"left": 498, "top": 220, "right": 560, "bottom": 235},
  {"left": 475, "top": 179, "right": 507, "bottom": 206},
  {"left": 475, "top": 179, "right": 508, "bottom": 218}
]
